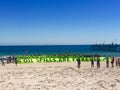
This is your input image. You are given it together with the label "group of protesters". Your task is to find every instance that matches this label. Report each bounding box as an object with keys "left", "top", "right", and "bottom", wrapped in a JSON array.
[
  {"left": 77, "top": 56, "right": 120, "bottom": 68},
  {"left": 0, "top": 56, "right": 18, "bottom": 66},
  {"left": 1, "top": 55, "right": 120, "bottom": 68}
]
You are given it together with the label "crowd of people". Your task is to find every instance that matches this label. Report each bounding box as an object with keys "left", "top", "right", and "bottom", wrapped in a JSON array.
[
  {"left": 1, "top": 55, "right": 120, "bottom": 69},
  {"left": 77, "top": 56, "right": 120, "bottom": 68},
  {"left": 0, "top": 56, "right": 17, "bottom": 66}
]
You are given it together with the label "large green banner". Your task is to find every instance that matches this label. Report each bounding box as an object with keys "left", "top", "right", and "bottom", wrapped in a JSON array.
[{"left": 16, "top": 56, "right": 107, "bottom": 63}]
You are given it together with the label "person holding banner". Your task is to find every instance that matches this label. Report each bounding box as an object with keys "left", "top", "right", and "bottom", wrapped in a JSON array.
[
  {"left": 106, "top": 56, "right": 109, "bottom": 68},
  {"left": 111, "top": 57, "right": 114, "bottom": 68},
  {"left": 14, "top": 57, "right": 18, "bottom": 66},
  {"left": 77, "top": 58, "right": 81, "bottom": 68},
  {"left": 1, "top": 57, "right": 5, "bottom": 66},
  {"left": 90, "top": 56, "right": 94, "bottom": 68},
  {"left": 97, "top": 56, "right": 100, "bottom": 69}
]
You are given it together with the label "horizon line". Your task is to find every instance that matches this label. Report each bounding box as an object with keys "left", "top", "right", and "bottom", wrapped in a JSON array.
[{"left": 0, "top": 44, "right": 120, "bottom": 46}]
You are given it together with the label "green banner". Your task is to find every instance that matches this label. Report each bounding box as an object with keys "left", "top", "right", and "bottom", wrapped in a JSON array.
[{"left": 16, "top": 55, "right": 107, "bottom": 64}]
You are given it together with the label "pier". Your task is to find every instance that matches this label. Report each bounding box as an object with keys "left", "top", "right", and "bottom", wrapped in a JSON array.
[{"left": 91, "top": 42, "right": 120, "bottom": 52}]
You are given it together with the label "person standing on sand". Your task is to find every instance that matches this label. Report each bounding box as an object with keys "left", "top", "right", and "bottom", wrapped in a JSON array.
[
  {"left": 8, "top": 56, "right": 12, "bottom": 63},
  {"left": 77, "top": 58, "right": 81, "bottom": 68},
  {"left": 111, "top": 57, "right": 114, "bottom": 68},
  {"left": 7, "top": 57, "right": 9, "bottom": 63},
  {"left": 115, "top": 57, "right": 118, "bottom": 67},
  {"left": 1, "top": 57, "right": 5, "bottom": 66},
  {"left": 118, "top": 58, "right": 120, "bottom": 67},
  {"left": 14, "top": 57, "right": 18, "bottom": 66},
  {"left": 97, "top": 56, "right": 100, "bottom": 69},
  {"left": 90, "top": 56, "right": 94, "bottom": 68},
  {"left": 106, "top": 56, "right": 109, "bottom": 68}
]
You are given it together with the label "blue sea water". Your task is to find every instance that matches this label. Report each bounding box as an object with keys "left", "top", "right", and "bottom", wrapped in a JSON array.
[{"left": 0, "top": 45, "right": 120, "bottom": 56}]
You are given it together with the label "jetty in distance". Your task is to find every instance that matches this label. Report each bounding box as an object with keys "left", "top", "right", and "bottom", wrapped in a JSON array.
[{"left": 91, "top": 42, "right": 120, "bottom": 52}]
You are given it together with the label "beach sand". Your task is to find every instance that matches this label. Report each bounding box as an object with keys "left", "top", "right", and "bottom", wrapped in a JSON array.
[{"left": 0, "top": 62, "right": 120, "bottom": 90}]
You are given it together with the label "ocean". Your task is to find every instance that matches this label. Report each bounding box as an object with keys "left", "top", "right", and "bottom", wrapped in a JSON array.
[{"left": 0, "top": 45, "right": 120, "bottom": 57}]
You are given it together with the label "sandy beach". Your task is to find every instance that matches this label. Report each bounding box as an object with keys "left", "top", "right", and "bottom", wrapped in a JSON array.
[{"left": 0, "top": 62, "right": 120, "bottom": 90}]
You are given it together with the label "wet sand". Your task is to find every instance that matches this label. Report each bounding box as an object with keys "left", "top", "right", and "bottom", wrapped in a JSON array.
[{"left": 0, "top": 62, "right": 120, "bottom": 90}]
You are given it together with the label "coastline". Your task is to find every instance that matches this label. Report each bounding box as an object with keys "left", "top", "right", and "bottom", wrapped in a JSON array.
[{"left": 0, "top": 45, "right": 120, "bottom": 57}]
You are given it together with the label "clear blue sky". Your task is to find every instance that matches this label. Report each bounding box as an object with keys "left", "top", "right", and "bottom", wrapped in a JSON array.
[{"left": 0, "top": 0, "right": 120, "bottom": 45}]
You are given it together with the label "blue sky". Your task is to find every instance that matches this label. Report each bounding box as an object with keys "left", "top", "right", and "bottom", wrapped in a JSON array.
[{"left": 0, "top": 0, "right": 120, "bottom": 45}]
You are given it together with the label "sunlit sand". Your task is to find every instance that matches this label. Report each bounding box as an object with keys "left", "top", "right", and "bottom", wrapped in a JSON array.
[{"left": 0, "top": 62, "right": 120, "bottom": 90}]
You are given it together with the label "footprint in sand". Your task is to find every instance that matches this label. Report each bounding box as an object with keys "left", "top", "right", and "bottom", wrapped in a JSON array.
[
  {"left": 97, "top": 80, "right": 109, "bottom": 89},
  {"left": 50, "top": 71, "right": 63, "bottom": 78}
]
